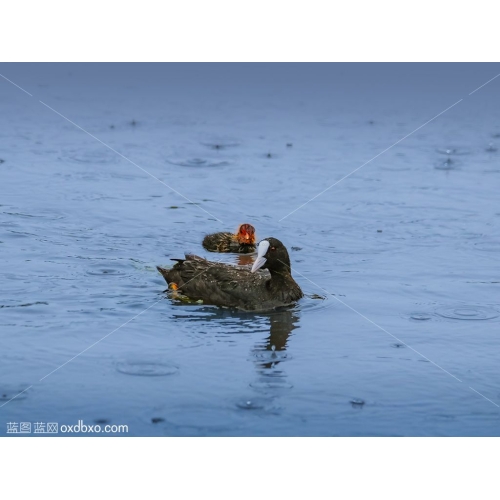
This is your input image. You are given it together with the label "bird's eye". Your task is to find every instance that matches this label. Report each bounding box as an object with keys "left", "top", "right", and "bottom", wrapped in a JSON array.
[{"left": 270, "top": 247, "right": 276, "bottom": 251}]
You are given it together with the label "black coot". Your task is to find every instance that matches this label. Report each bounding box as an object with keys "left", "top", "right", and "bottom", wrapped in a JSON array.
[{"left": 157, "top": 237, "right": 303, "bottom": 311}]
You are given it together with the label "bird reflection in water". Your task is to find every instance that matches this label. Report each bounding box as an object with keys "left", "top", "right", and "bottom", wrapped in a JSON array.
[
  {"left": 253, "top": 309, "right": 299, "bottom": 376},
  {"left": 235, "top": 253, "right": 255, "bottom": 267},
  {"left": 241, "top": 309, "right": 299, "bottom": 409},
  {"left": 168, "top": 303, "right": 300, "bottom": 390}
]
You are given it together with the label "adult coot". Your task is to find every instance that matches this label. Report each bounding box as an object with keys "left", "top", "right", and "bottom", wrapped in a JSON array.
[
  {"left": 157, "top": 237, "right": 303, "bottom": 311},
  {"left": 202, "top": 223, "right": 256, "bottom": 253}
]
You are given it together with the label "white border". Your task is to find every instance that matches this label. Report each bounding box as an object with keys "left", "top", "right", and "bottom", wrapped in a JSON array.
[
  {"left": 1, "top": 0, "right": 499, "bottom": 62},
  {"left": 1, "top": 438, "right": 498, "bottom": 497}
]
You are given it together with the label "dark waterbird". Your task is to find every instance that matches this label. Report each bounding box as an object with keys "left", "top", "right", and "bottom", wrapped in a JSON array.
[
  {"left": 157, "top": 237, "right": 303, "bottom": 311},
  {"left": 202, "top": 223, "right": 256, "bottom": 253}
]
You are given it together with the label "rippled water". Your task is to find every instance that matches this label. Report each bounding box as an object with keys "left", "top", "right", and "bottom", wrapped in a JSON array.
[{"left": 1, "top": 64, "right": 499, "bottom": 436}]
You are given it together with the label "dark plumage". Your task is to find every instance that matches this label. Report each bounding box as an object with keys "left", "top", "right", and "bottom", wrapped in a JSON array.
[
  {"left": 157, "top": 237, "right": 303, "bottom": 311},
  {"left": 202, "top": 223, "right": 256, "bottom": 253}
]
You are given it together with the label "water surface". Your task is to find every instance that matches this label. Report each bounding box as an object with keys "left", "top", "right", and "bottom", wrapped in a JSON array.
[{"left": 1, "top": 64, "right": 499, "bottom": 436}]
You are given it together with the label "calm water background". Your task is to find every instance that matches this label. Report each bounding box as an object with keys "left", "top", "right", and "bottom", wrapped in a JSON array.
[{"left": 1, "top": 63, "right": 499, "bottom": 436}]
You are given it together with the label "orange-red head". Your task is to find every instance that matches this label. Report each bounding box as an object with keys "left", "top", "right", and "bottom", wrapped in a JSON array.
[{"left": 236, "top": 223, "right": 256, "bottom": 245}]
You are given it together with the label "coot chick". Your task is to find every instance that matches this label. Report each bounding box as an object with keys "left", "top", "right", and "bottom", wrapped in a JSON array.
[
  {"left": 202, "top": 223, "right": 256, "bottom": 253},
  {"left": 157, "top": 237, "right": 303, "bottom": 311}
]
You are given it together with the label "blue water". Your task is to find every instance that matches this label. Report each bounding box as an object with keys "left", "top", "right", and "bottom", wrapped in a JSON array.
[{"left": 1, "top": 63, "right": 499, "bottom": 436}]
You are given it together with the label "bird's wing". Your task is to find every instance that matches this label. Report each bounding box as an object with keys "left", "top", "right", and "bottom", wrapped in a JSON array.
[{"left": 175, "top": 258, "right": 269, "bottom": 307}]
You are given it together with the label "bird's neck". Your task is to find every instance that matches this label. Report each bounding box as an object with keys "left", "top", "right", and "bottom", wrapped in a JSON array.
[
  {"left": 267, "top": 270, "right": 302, "bottom": 301},
  {"left": 268, "top": 269, "right": 294, "bottom": 288}
]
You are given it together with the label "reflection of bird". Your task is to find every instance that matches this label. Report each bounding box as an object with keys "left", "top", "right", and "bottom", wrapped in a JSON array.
[
  {"left": 236, "top": 254, "right": 255, "bottom": 266},
  {"left": 267, "top": 310, "right": 300, "bottom": 351},
  {"left": 157, "top": 237, "right": 303, "bottom": 312},
  {"left": 202, "top": 223, "right": 256, "bottom": 253},
  {"left": 251, "top": 309, "right": 300, "bottom": 373}
]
